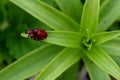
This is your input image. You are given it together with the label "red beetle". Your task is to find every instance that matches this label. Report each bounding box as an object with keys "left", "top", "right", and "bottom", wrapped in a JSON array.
[{"left": 25, "top": 28, "right": 48, "bottom": 40}]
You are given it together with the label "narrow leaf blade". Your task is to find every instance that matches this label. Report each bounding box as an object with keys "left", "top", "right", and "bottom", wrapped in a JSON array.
[
  {"left": 83, "top": 54, "right": 110, "bottom": 80},
  {"left": 35, "top": 48, "right": 82, "bottom": 80},
  {"left": 10, "top": 0, "right": 79, "bottom": 31},
  {"left": 85, "top": 46, "right": 120, "bottom": 80},
  {"left": 94, "top": 30, "right": 120, "bottom": 44},
  {"left": 55, "top": 0, "right": 83, "bottom": 22},
  {"left": 98, "top": 0, "right": 120, "bottom": 32},
  {"left": 111, "top": 56, "right": 120, "bottom": 66},
  {"left": 0, "top": 44, "right": 64, "bottom": 80},
  {"left": 43, "top": 31, "right": 82, "bottom": 48},
  {"left": 101, "top": 38, "right": 120, "bottom": 56},
  {"left": 80, "top": 0, "right": 100, "bottom": 36}
]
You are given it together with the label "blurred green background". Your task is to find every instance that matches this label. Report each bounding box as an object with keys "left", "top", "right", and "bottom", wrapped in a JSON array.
[{"left": 0, "top": 0, "right": 57, "bottom": 69}]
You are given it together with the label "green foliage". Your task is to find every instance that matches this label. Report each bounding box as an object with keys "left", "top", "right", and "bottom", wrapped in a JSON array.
[
  {"left": 0, "top": 0, "right": 120, "bottom": 80},
  {"left": 44, "top": 31, "right": 82, "bottom": 48},
  {"left": 0, "top": 44, "right": 64, "bottom": 80},
  {"left": 80, "top": 0, "right": 99, "bottom": 36},
  {"left": 55, "top": 0, "right": 83, "bottom": 23},
  {"left": 56, "top": 63, "right": 79, "bottom": 80},
  {"left": 94, "top": 30, "right": 120, "bottom": 44},
  {"left": 0, "top": 0, "right": 50, "bottom": 68},
  {"left": 98, "top": 0, "right": 120, "bottom": 32},
  {"left": 83, "top": 54, "right": 110, "bottom": 80},
  {"left": 102, "top": 38, "right": 120, "bottom": 56}
]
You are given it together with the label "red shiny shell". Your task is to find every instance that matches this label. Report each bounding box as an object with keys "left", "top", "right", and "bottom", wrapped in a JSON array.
[{"left": 26, "top": 28, "right": 48, "bottom": 40}]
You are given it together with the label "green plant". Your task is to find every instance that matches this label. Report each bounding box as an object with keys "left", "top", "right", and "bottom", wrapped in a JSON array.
[
  {"left": 0, "top": 0, "right": 48, "bottom": 67},
  {"left": 0, "top": 0, "right": 120, "bottom": 80}
]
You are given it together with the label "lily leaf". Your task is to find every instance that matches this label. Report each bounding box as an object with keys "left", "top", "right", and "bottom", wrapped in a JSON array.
[
  {"left": 84, "top": 45, "right": 120, "bottom": 80},
  {"left": 10, "top": 0, "right": 79, "bottom": 32},
  {"left": 98, "top": 0, "right": 120, "bottom": 32},
  {"left": 43, "top": 31, "right": 82, "bottom": 48},
  {"left": 55, "top": 0, "right": 83, "bottom": 22},
  {"left": 83, "top": 54, "right": 110, "bottom": 80},
  {"left": 94, "top": 30, "right": 120, "bottom": 44},
  {"left": 111, "top": 56, "right": 120, "bottom": 66},
  {"left": 0, "top": 44, "right": 64, "bottom": 80},
  {"left": 101, "top": 38, "right": 120, "bottom": 56},
  {"left": 80, "top": 0, "right": 100, "bottom": 36},
  {"left": 36, "top": 48, "right": 82, "bottom": 80}
]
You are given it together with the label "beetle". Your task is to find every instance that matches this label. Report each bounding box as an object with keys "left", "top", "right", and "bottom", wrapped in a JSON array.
[{"left": 25, "top": 28, "right": 48, "bottom": 41}]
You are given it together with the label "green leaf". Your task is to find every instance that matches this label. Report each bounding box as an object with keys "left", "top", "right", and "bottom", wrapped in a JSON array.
[
  {"left": 8, "top": 1, "right": 50, "bottom": 30},
  {"left": 55, "top": 0, "right": 83, "bottom": 22},
  {"left": 56, "top": 63, "right": 79, "bottom": 80},
  {"left": 117, "top": 15, "right": 120, "bottom": 21},
  {"left": 84, "top": 45, "right": 120, "bottom": 80},
  {"left": 83, "top": 54, "right": 110, "bottom": 80},
  {"left": 43, "top": 31, "right": 82, "bottom": 48},
  {"left": 98, "top": 0, "right": 120, "bottom": 32},
  {"left": 94, "top": 30, "right": 120, "bottom": 44},
  {"left": 6, "top": 2, "right": 52, "bottom": 59},
  {"left": 100, "top": 0, "right": 106, "bottom": 5},
  {"left": 80, "top": 0, "right": 100, "bottom": 36},
  {"left": 10, "top": 0, "right": 79, "bottom": 32},
  {"left": 6, "top": 18, "right": 49, "bottom": 59},
  {"left": 41, "top": 0, "right": 58, "bottom": 8},
  {"left": 111, "top": 56, "right": 120, "bottom": 66},
  {"left": 0, "top": 44, "right": 64, "bottom": 80},
  {"left": 101, "top": 38, "right": 120, "bottom": 56},
  {"left": 35, "top": 48, "right": 82, "bottom": 80}
]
